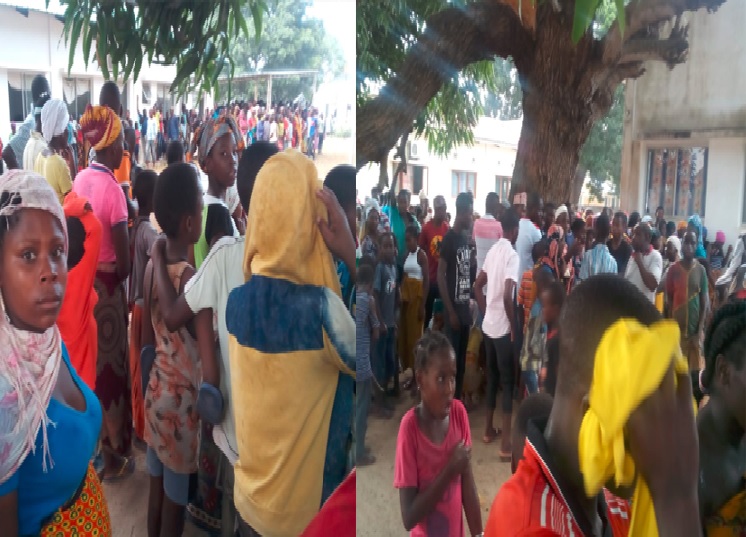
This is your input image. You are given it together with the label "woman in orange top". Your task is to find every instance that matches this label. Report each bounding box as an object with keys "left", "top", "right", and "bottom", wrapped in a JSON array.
[{"left": 57, "top": 192, "right": 102, "bottom": 390}]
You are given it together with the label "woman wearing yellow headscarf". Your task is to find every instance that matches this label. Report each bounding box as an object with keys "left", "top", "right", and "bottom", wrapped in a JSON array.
[
  {"left": 226, "top": 150, "right": 355, "bottom": 537},
  {"left": 72, "top": 105, "right": 135, "bottom": 481}
]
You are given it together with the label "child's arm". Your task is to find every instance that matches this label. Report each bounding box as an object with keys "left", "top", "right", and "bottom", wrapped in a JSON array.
[
  {"left": 461, "top": 461, "right": 483, "bottom": 536},
  {"left": 194, "top": 308, "right": 219, "bottom": 388},
  {"left": 399, "top": 442, "right": 470, "bottom": 531},
  {"left": 141, "top": 261, "right": 156, "bottom": 348},
  {"left": 150, "top": 237, "right": 196, "bottom": 332},
  {"left": 369, "top": 296, "right": 381, "bottom": 341}
]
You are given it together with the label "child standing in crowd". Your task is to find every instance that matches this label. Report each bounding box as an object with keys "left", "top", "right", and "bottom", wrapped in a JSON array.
[
  {"left": 190, "top": 116, "right": 244, "bottom": 269},
  {"left": 665, "top": 231, "right": 708, "bottom": 405},
  {"left": 538, "top": 281, "right": 564, "bottom": 397},
  {"left": 567, "top": 217, "right": 586, "bottom": 289},
  {"left": 0, "top": 171, "right": 110, "bottom": 535},
  {"left": 374, "top": 232, "right": 399, "bottom": 416},
  {"left": 400, "top": 225, "right": 429, "bottom": 395},
  {"left": 516, "top": 239, "right": 549, "bottom": 334},
  {"left": 128, "top": 170, "right": 159, "bottom": 445},
  {"left": 356, "top": 262, "right": 380, "bottom": 467},
  {"left": 141, "top": 163, "right": 208, "bottom": 537},
  {"left": 395, "top": 331, "right": 482, "bottom": 537},
  {"left": 519, "top": 269, "right": 554, "bottom": 396},
  {"left": 57, "top": 192, "right": 102, "bottom": 391}
]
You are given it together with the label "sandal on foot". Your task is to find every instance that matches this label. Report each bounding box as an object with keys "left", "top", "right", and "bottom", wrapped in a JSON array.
[
  {"left": 104, "top": 456, "right": 135, "bottom": 483},
  {"left": 482, "top": 428, "right": 501, "bottom": 444}
]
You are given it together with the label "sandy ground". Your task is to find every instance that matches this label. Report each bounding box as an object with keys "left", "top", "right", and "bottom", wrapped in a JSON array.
[
  {"left": 356, "top": 393, "right": 514, "bottom": 536},
  {"left": 106, "top": 135, "right": 353, "bottom": 537}
]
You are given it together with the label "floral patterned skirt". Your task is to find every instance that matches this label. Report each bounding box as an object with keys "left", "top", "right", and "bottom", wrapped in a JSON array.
[{"left": 41, "top": 463, "right": 111, "bottom": 536}]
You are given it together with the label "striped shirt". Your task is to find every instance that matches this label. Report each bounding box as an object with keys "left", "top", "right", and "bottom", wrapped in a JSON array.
[
  {"left": 578, "top": 243, "right": 618, "bottom": 282},
  {"left": 355, "top": 291, "right": 379, "bottom": 381},
  {"left": 473, "top": 214, "right": 503, "bottom": 272}
]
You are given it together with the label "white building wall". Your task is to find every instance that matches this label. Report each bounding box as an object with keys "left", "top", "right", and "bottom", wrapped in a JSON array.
[
  {"left": 620, "top": 0, "right": 746, "bottom": 248},
  {"left": 0, "top": 4, "right": 178, "bottom": 143}
]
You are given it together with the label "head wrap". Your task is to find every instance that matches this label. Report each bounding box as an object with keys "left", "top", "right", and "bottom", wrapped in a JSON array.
[
  {"left": 666, "top": 235, "right": 681, "bottom": 255},
  {"left": 40, "top": 99, "right": 70, "bottom": 144},
  {"left": 80, "top": 105, "right": 121, "bottom": 152},
  {"left": 677, "top": 220, "right": 688, "bottom": 231},
  {"left": 687, "top": 214, "right": 706, "bottom": 257},
  {"left": 0, "top": 170, "right": 67, "bottom": 485},
  {"left": 641, "top": 215, "right": 653, "bottom": 224},
  {"left": 364, "top": 197, "right": 381, "bottom": 220},
  {"left": 191, "top": 116, "right": 245, "bottom": 168},
  {"left": 555, "top": 204, "right": 568, "bottom": 220},
  {"left": 715, "top": 230, "right": 726, "bottom": 244},
  {"left": 243, "top": 148, "right": 340, "bottom": 289}
]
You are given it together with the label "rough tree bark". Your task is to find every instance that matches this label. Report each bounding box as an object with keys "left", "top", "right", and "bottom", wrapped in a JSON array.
[{"left": 358, "top": 0, "right": 728, "bottom": 202}]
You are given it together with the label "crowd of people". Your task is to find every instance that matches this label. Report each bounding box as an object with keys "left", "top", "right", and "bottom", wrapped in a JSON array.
[
  {"left": 0, "top": 74, "right": 357, "bottom": 537},
  {"left": 356, "top": 186, "right": 746, "bottom": 536}
]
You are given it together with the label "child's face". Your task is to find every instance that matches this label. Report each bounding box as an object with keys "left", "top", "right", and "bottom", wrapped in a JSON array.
[
  {"left": 405, "top": 233, "right": 417, "bottom": 253},
  {"left": 416, "top": 348, "right": 457, "bottom": 420},
  {"left": 205, "top": 133, "right": 238, "bottom": 189},
  {"left": 0, "top": 209, "right": 67, "bottom": 333},
  {"left": 380, "top": 235, "right": 395, "bottom": 263},
  {"left": 611, "top": 216, "right": 625, "bottom": 238},
  {"left": 574, "top": 227, "right": 586, "bottom": 246},
  {"left": 366, "top": 210, "right": 379, "bottom": 233},
  {"left": 585, "top": 230, "right": 595, "bottom": 248},
  {"left": 682, "top": 232, "right": 697, "bottom": 260},
  {"left": 540, "top": 290, "right": 560, "bottom": 325}
]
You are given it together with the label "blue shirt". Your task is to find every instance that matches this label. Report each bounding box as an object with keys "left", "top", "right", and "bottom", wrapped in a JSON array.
[
  {"left": 578, "top": 243, "right": 618, "bottom": 282},
  {"left": 0, "top": 343, "right": 102, "bottom": 535},
  {"left": 355, "top": 291, "right": 379, "bottom": 381},
  {"left": 168, "top": 115, "right": 180, "bottom": 140}
]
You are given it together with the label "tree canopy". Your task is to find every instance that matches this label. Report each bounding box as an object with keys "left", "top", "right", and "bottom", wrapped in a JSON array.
[
  {"left": 55, "top": 0, "right": 267, "bottom": 97},
  {"left": 223, "top": 0, "right": 344, "bottom": 102},
  {"left": 357, "top": 0, "right": 727, "bottom": 201}
]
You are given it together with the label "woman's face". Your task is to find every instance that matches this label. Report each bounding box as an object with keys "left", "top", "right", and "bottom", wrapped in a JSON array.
[
  {"left": 205, "top": 133, "right": 238, "bottom": 189},
  {"left": 0, "top": 209, "right": 67, "bottom": 333}
]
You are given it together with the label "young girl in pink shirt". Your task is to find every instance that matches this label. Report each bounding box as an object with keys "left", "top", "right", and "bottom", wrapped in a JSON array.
[{"left": 394, "top": 331, "right": 483, "bottom": 536}]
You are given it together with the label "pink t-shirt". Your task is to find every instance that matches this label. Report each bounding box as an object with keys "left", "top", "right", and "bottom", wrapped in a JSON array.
[
  {"left": 72, "top": 163, "right": 128, "bottom": 263},
  {"left": 481, "top": 238, "right": 519, "bottom": 339},
  {"left": 472, "top": 214, "right": 503, "bottom": 273},
  {"left": 394, "top": 399, "right": 471, "bottom": 537}
]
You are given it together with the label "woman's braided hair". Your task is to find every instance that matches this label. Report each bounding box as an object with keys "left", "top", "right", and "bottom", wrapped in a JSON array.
[
  {"left": 414, "top": 331, "right": 453, "bottom": 372},
  {"left": 701, "top": 300, "right": 746, "bottom": 391}
]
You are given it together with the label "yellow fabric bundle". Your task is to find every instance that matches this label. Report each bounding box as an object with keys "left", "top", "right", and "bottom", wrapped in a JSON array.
[{"left": 578, "top": 318, "right": 689, "bottom": 537}]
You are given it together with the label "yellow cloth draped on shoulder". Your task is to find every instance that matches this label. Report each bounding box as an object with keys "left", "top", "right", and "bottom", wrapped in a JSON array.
[{"left": 578, "top": 318, "right": 690, "bottom": 537}]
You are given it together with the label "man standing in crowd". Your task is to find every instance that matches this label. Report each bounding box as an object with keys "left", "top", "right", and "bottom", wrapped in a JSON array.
[
  {"left": 625, "top": 222, "right": 663, "bottom": 304},
  {"left": 167, "top": 107, "right": 180, "bottom": 143},
  {"left": 146, "top": 110, "right": 158, "bottom": 167},
  {"left": 515, "top": 193, "right": 543, "bottom": 281},
  {"left": 438, "top": 192, "right": 474, "bottom": 401},
  {"left": 473, "top": 192, "right": 503, "bottom": 274},
  {"left": 420, "top": 195, "right": 450, "bottom": 329},
  {"left": 3, "top": 75, "right": 50, "bottom": 170}
]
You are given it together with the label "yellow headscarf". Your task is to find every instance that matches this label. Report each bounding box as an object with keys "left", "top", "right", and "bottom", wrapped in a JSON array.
[
  {"left": 243, "top": 149, "right": 341, "bottom": 297},
  {"left": 578, "top": 318, "right": 690, "bottom": 536},
  {"left": 79, "top": 105, "right": 121, "bottom": 152}
]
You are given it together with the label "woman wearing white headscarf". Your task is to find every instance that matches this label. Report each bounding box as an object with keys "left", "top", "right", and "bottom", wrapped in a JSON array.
[{"left": 34, "top": 99, "right": 73, "bottom": 205}]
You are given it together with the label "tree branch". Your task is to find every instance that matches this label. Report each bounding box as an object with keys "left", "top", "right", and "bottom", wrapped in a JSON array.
[
  {"left": 602, "top": 0, "right": 726, "bottom": 65},
  {"left": 619, "top": 33, "right": 689, "bottom": 68},
  {"left": 356, "top": 1, "right": 533, "bottom": 170}
]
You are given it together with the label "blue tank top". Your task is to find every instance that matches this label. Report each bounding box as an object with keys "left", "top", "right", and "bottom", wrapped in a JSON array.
[{"left": 0, "top": 343, "right": 102, "bottom": 535}]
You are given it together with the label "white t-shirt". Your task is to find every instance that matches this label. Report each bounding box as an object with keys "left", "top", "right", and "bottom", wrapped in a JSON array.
[
  {"left": 624, "top": 248, "right": 663, "bottom": 304},
  {"left": 184, "top": 235, "right": 245, "bottom": 464},
  {"left": 515, "top": 218, "right": 542, "bottom": 280},
  {"left": 480, "top": 238, "right": 519, "bottom": 339}
]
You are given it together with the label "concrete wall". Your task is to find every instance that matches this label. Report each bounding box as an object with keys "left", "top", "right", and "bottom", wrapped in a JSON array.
[
  {"left": 0, "top": 5, "right": 181, "bottom": 143},
  {"left": 620, "top": 1, "right": 746, "bottom": 249}
]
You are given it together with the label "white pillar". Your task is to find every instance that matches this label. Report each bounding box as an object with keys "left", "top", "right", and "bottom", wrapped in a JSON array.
[
  {"left": 0, "top": 69, "right": 9, "bottom": 145},
  {"left": 266, "top": 75, "right": 272, "bottom": 110}
]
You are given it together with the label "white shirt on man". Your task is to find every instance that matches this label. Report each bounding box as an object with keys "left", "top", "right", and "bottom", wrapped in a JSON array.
[
  {"left": 480, "top": 238, "right": 519, "bottom": 339},
  {"left": 624, "top": 248, "right": 663, "bottom": 304}
]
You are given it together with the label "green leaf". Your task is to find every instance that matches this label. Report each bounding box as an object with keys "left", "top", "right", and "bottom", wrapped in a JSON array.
[
  {"left": 68, "top": 17, "right": 83, "bottom": 76},
  {"left": 615, "top": 0, "right": 625, "bottom": 35},
  {"left": 572, "top": 0, "right": 600, "bottom": 43},
  {"left": 83, "top": 22, "right": 93, "bottom": 66},
  {"left": 250, "top": 1, "right": 264, "bottom": 43}
]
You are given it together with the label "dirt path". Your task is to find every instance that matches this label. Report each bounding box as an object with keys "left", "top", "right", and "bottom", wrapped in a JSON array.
[{"left": 356, "top": 395, "right": 513, "bottom": 536}]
